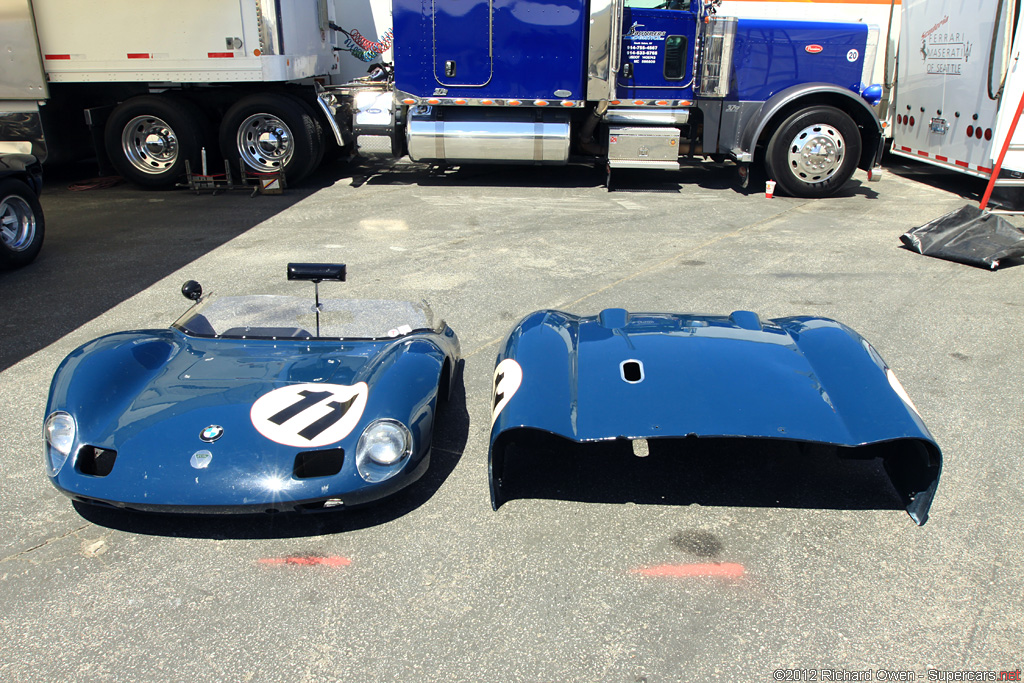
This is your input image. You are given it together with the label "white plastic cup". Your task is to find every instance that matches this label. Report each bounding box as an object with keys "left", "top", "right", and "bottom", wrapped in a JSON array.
[{"left": 765, "top": 180, "right": 776, "bottom": 198}]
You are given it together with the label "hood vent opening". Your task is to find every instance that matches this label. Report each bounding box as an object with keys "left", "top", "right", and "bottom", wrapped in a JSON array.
[
  {"left": 621, "top": 359, "right": 645, "bottom": 383},
  {"left": 294, "top": 448, "right": 345, "bottom": 479},
  {"left": 77, "top": 446, "right": 117, "bottom": 477}
]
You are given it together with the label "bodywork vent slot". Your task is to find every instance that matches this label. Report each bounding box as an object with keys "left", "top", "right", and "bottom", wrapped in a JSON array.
[
  {"left": 77, "top": 446, "right": 117, "bottom": 477},
  {"left": 294, "top": 448, "right": 345, "bottom": 478},
  {"left": 621, "top": 359, "right": 645, "bottom": 383}
]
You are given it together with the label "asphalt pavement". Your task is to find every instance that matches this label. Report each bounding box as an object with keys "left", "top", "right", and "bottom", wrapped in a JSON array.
[{"left": 0, "top": 156, "right": 1021, "bottom": 682}]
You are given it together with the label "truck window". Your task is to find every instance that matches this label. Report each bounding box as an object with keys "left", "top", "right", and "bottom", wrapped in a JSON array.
[{"left": 664, "top": 35, "right": 687, "bottom": 79}]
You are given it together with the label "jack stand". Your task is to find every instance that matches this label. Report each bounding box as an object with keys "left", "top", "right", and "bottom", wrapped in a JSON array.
[
  {"left": 182, "top": 158, "right": 234, "bottom": 195},
  {"left": 240, "top": 160, "right": 286, "bottom": 197}
]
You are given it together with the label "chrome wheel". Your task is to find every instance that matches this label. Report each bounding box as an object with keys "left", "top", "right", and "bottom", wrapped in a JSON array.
[
  {"left": 236, "top": 113, "right": 294, "bottom": 172},
  {"left": 121, "top": 115, "right": 180, "bottom": 175},
  {"left": 0, "top": 194, "right": 37, "bottom": 252},
  {"left": 786, "top": 122, "right": 845, "bottom": 182}
]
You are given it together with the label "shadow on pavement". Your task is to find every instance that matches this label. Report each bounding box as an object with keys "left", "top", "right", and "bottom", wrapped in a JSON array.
[
  {"left": 497, "top": 432, "right": 905, "bottom": 515},
  {"left": 0, "top": 159, "right": 342, "bottom": 371},
  {"left": 71, "top": 360, "right": 469, "bottom": 539}
]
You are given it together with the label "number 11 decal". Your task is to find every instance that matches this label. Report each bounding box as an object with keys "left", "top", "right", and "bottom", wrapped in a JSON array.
[{"left": 251, "top": 382, "right": 369, "bottom": 448}]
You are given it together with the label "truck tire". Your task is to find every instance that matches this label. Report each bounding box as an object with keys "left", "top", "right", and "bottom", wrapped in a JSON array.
[
  {"left": 765, "top": 106, "right": 861, "bottom": 198},
  {"left": 105, "top": 95, "right": 206, "bottom": 188},
  {"left": 0, "top": 178, "right": 44, "bottom": 269},
  {"left": 219, "top": 94, "right": 319, "bottom": 185},
  {"left": 285, "top": 93, "right": 327, "bottom": 172}
]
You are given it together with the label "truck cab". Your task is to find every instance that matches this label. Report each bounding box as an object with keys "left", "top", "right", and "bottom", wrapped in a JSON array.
[{"left": 329, "top": 0, "right": 884, "bottom": 198}]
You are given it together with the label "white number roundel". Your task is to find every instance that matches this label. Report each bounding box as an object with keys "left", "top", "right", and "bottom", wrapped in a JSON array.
[
  {"left": 250, "top": 382, "right": 368, "bottom": 448},
  {"left": 491, "top": 358, "right": 523, "bottom": 425}
]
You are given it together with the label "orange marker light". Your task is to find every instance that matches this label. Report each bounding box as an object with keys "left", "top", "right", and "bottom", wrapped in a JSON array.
[
  {"left": 560, "top": 100, "right": 575, "bottom": 107},
  {"left": 534, "top": 100, "right": 549, "bottom": 106},
  {"left": 254, "top": 49, "right": 261, "bottom": 57},
  {"left": 481, "top": 99, "right": 495, "bottom": 105},
  {"left": 427, "top": 98, "right": 440, "bottom": 105},
  {"left": 508, "top": 100, "right": 522, "bottom": 106}
]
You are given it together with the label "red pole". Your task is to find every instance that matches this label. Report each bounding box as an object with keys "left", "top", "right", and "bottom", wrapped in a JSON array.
[{"left": 980, "top": 89, "right": 1024, "bottom": 210}]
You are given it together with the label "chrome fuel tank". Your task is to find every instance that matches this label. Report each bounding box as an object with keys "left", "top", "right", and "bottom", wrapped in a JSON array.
[{"left": 406, "top": 108, "right": 570, "bottom": 165}]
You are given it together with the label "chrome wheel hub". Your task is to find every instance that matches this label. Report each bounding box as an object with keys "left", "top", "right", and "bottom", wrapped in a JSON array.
[
  {"left": 237, "top": 113, "right": 293, "bottom": 172},
  {"left": 122, "top": 115, "right": 179, "bottom": 174},
  {"left": 787, "top": 123, "right": 845, "bottom": 182},
  {"left": 0, "top": 194, "right": 36, "bottom": 252}
]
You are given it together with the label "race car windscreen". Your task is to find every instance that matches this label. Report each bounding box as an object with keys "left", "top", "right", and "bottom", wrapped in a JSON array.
[{"left": 173, "top": 296, "right": 436, "bottom": 340}]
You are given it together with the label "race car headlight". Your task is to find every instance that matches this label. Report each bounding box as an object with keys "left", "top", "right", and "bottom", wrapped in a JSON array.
[
  {"left": 355, "top": 419, "right": 413, "bottom": 482},
  {"left": 43, "top": 411, "right": 76, "bottom": 477}
]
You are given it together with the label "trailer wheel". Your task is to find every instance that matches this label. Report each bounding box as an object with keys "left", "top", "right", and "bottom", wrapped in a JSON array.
[
  {"left": 105, "top": 95, "right": 206, "bottom": 188},
  {"left": 220, "top": 94, "right": 319, "bottom": 185},
  {"left": 765, "top": 106, "right": 861, "bottom": 198},
  {"left": 0, "top": 179, "right": 44, "bottom": 269}
]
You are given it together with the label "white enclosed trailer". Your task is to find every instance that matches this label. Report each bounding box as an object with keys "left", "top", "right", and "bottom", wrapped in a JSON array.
[
  {"left": 0, "top": 0, "right": 388, "bottom": 186},
  {"left": 890, "top": 0, "right": 1024, "bottom": 183}
]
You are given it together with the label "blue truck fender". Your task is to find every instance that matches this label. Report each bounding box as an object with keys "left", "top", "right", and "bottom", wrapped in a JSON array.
[{"left": 736, "top": 83, "right": 884, "bottom": 170}]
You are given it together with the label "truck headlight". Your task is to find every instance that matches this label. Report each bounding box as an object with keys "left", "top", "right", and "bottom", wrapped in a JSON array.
[
  {"left": 43, "top": 411, "right": 76, "bottom": 477},
  {"left": 355, "top": 419, "right": 412, "bottom": 482}
]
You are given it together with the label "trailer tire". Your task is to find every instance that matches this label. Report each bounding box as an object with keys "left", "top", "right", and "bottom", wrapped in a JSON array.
[
  {"left": 220, "top": 94, "right": 319, "bottom": 185},
  {"left": 105, "top": 95, "right": 206, "bottom": 188},
  {"left": 0, "top": 179, "right": 44, "bottom": 269},
  {"left": 765, "top": 106, "right": 861, "bottom": 198}
]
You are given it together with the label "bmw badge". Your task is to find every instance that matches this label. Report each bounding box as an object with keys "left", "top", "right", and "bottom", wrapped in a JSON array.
[{"left": 200, "top": 425, "right": 224, "bottom": 443}]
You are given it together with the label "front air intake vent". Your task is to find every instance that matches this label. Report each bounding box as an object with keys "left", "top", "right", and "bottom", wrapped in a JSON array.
[
  {"left": 77, "top": 446, "right": 117, "bottom": 477},
  {"left": 294, "top": 448, "right": 345, "bottom": 479}
]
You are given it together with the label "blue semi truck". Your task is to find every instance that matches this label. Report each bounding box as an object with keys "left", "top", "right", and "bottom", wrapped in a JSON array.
[
  {"left": 317, "top": 0, "right": 885, "bottom": 197},
  {"left": 0, "top": 0, "right": 884, "bottom": 196}
]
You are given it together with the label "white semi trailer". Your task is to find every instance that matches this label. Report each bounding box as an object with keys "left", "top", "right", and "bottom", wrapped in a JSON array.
[
  {"left": 889, "top": 0, "right": 1024, "bottom": 184},
  {"left": 0, "top": 0, "right": 393, "bottom": 186}
]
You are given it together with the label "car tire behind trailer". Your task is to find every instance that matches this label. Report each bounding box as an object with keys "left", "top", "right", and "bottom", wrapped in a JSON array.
[
  {"left": 765, "top": 106, "right": 861, "bottom": 198},
  {"left": 219, "top": 94, "right": 320, "bottom": 186},
  {"left": 0, "top": 178, "right": 44, "bottom": 269},
  {"left": 105, "top": 95, "right": 207, "bottom": 189}
]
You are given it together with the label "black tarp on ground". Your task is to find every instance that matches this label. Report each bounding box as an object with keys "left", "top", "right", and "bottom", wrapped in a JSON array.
[{"left": 901, "top": 205, "right": 1024, "bottom": 269}]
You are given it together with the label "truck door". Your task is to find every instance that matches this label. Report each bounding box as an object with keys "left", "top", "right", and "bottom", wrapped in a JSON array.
[
  {"left": 433, "top": 0, "right": 494, "bottom": 88},
  {"left": 617, "top": 3, "right": 698, "bottom": 100}
]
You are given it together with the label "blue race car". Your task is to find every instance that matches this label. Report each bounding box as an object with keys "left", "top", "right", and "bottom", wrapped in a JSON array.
[
  {"left": 488, "top": 308, "right": 942, "bottom": 525},
  {"left": 44, "top": 264, "right": 460, "bottom": 513}
]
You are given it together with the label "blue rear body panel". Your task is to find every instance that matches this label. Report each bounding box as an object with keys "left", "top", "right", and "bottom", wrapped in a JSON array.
[{"left": 488, "top": 309, "right": 941, "bottom": 524}]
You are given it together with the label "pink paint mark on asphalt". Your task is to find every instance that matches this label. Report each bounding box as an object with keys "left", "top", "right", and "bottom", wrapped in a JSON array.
[
  {"left": 258, "top": 555, "right": 351, "bottom": 567},
  {"left": 631, "top": 563, "right": 745, "bottom": 579}
]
